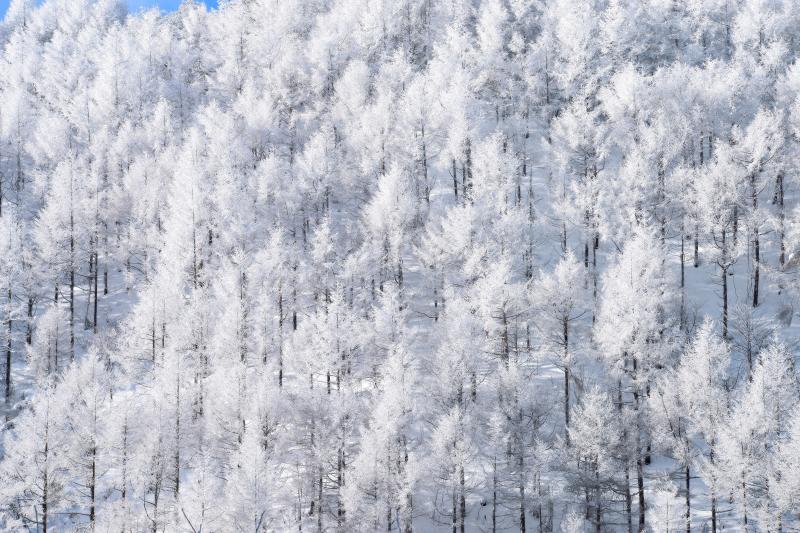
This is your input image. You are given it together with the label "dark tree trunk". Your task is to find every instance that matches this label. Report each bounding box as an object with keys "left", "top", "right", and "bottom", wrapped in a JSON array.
[
  {"left": 90, "top": 445, "right": 96, "bottom": 523},
  {"left": 685, "top": 464, "right": 690, "bottom": 533},
  {"left": 711, "top": 493, "right": 717, "bottom": 533},
  {"left": 752, "top": 173, "right": 759, "bottom": 307},
  {"left": 452, "top": 490, "right": 457, "bottom": 533},
  {"left": 634, "top": 368, "right": 645, "bottom": 533},
  {"left": 564, "top": 317, "right": 570, "bottom": 443},
  {"left": 625, "top": 462, "right": 632, "bottom": 533},
  {"left": 43, "top": 437, "right": 49, "bottom": 533},
  {"left": 710, "top": 445, "right": 717, "bottom": 533},
  {"left": 637, "top": 454, "right": 645, "bottom": 533},
  {"left": 564, "top": 366, "right": 570, "bottom": 446},
  {"left": 460, "top": 465, "right": 466, "bottom": 533},
  {"left": 27, "top": 297, "right": 33, "bottom": 345},
  {"left": 778, "top": 173, "right": 785, "bottom": 267},
  {"left": 753, "top": 232, "right": 759, "bottom": 307},
  {"left": 595, "top": 468, "right": 601, "bottom": 533},
  {"left": 5, "top": 288, "right": 10, "bottom": 405},
  {"left": 279, "top": 289, "right": 284, "bottom": 388},
  {"left": 722, "top": 230, "right": 728, "bottom": 339},
  {"left": 93, "top": 251, "right": 99, "bottom": 333},
  {"left": 584, "top": 240, "right": 589, "bottom": 270},
  {"left": 680, "top": 230, "right": 686, "bottom": 328},
  {"left": 318, "top": 470, "right": 323, "bottom": 533},
  {"left": 519, "top": 454, "right": 525, "bottom": 533},
  {"left": 492, "top": 459, "right": 497, "bottom": 533},
  {"left": 174, "top": 374, "right": 181, "bottom": 496},
  {"left": 421, "top": 125, "right": 429, "bottom": 203},
  {"left": 722, "top": 263, "right": 728, "bottom": 339},
  {"left": 70, "top": 242, "right": 75, "bottom": 360},
  {"left": 452, "top": 159, "right": 458, "bottom": 201}
]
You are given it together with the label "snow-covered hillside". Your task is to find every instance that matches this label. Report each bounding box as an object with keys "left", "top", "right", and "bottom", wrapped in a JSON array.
[{"left": 1, "top": 0, "right": 800, "bottom": 531}]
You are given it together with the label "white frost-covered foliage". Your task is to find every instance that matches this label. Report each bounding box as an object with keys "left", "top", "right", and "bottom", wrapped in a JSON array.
[{"left": 1, "top": 0, "right": 800, "bottom": 531}]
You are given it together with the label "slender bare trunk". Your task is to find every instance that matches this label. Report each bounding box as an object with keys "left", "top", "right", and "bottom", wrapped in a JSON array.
[
  {"left": 452, "top": 159, "right": 458, "bottom": 201},
  {"left": 752, "top": 173, "right": 759, "bottom": 307},
  {"left": 711, "top": 445, "right": 717, "bottom": 533},
  {"left": 492, "top": 459, "right": 497, "bottom": 533},
  {"left": 625, "top": 462, "right": 632, "bottom": 533},
  {"left": 460, "top": 465, "right": 466, "bottom": 533},
  {"left": 637, "top": 453, "right": 645, "bottom": 533},
  {"left": 778, "top": 173, "right": 785, "bottom": 267},
  {"left": 93, "top": 251, "right": 99, "bottom": 333},
  {"left": 563, "top": 317, "right": 570, "bottom": 444},
  {"left": 5, "top": 288, "right": 10, "bottom": 405},
  {"left": 680, "top": 229, "right": 685, "bottom": 329},
  {"left": 722, "top": 230, "right": 728, "bottom": 338},
  {"left": 519, "top": 452, "right": 525, "bottom": 533},
  {"left": 90, "top": 445, "right": 96, "bottom": 524},
  {"left": 685, "top": 464, "right": 690, "bottom": 533}
]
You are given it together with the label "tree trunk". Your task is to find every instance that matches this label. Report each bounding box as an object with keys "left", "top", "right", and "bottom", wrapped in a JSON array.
[
  {"left": 778, "top": 173, "right": 785, "bottom": 268},
  {"left": 722, "top": 264, "right": 728, "bottom": 339},
  {"left": 680, "top": 230, "right": 685, "bottom": 329},
  {"left": 685, "top": 464, "right": 690, "bottom": 533},
  {"left": 634, "top": 370, "right": 645, "bottom": 533},
  {"left": 43, "top": 436, "right": 49, "bottom": 533},
  {"left": 711, "top": 445, "right": 717, "bottom": 533},
  {"left": 563, "top": 317, "right": 570, "bottom": 444},
  {"left": 637, "top": 454, "right": 645, "bottom": 533},
  {"left": 278, "top": 288, "right": 284, "bottom": 388},
  {"left": 564, "top": 367, "right": 570, "bottom": 446},
  {"left": 27, "top": 297, "right": 33, "bottom": 345},
  {"left": 501, "top": 310, "right": 509, "bottom": 368},
  {"left": 452, "top": 159, "right": 458, "bottom": 201},
  {"left": 174, "top": 373, "right": 181, "bottom": 495},
  {"left": 595, "top": 468, "right": 601, "bottom": 533},
  {"left": 452, "top": 490, "right": 457, "bottom": 533},
  {"left": 699, "top": 133, "right": 704, "bottom": 166},
  {"left": 752, "top": 173, "right": 759, "bottom": 307},
  {"left": 421, "top": 125, "right": 429, "bottom": 203},
  {"left": 460, "top": 465, "right": 466, "bottom": 533},
  {"left": 753, "top": 232, "right": 759, "bottom": 307},
  {"left": 711, "top": 494, "right": 717, "bottom": 533},
  {"left": 592, "top": 234, "right": 598, "bottom": 318},
  {"left": 519, "top": 454, "right": 525, "bottom": 533},
  {"left": 318, "top": 469, "right": 323, "bottom": 533},
  {"left": 93, "top": 251, "right": 99, "bottom": 333},
  {"left": 90, "top": 445, "right": 96, "bottom": 523},
  {"left": 337, "top": 442, "right": 344, "bottom": 528},
  {"left": 492, "top": 459, "right": 497, "bottom": 533},
  {"left": 5, "top": 288, "right": 10, "bottom": 405},
  {"left": 722, "top": 230, "right": 728, "bottom": 339},
  {"left": 121, "top": 418, "right": 128, "bottom": 500},
  {"left": 742, "top": 472, "right": 748, "bottom": 528},
  {"left": 625, "top": 461, "right": 632, "bottom": 533},
  {"left": 584, "top": 240, "right": 589, "bottom": 270},
  {"left": 70, "top": 242, "right": 75, "bottom": 360},
  {"left": 69, "top": 181, "right": 75, "bottom": 361}
]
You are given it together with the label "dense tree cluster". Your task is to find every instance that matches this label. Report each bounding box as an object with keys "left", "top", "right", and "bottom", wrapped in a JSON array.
[{"left": 1, "top": 0, "right": 800, "bottom": 531}]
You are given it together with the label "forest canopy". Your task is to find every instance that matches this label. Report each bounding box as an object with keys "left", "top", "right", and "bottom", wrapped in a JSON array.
[{"left": 1, "top": 0, "right": 800, "bottom": 531}]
